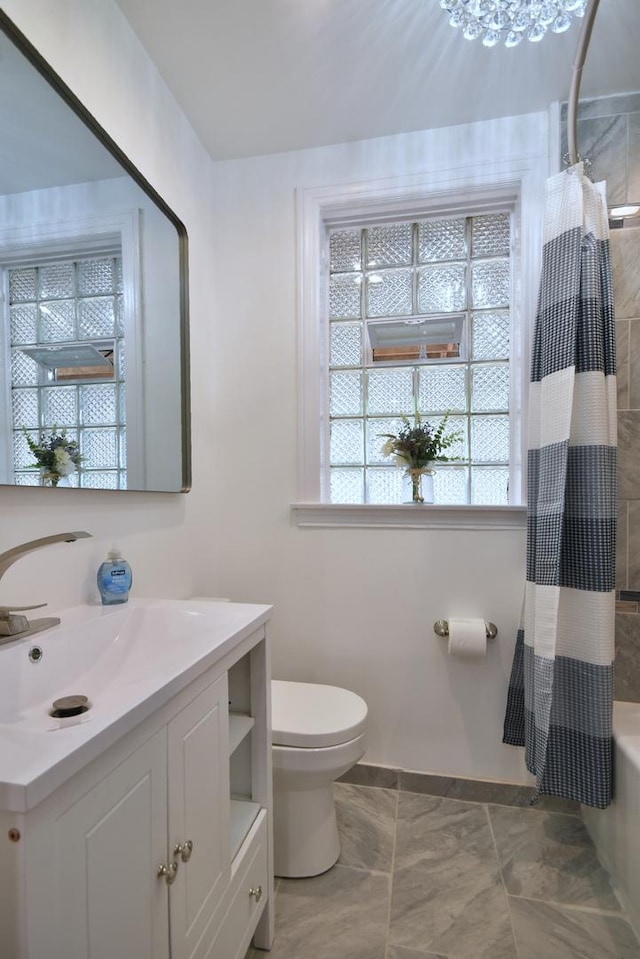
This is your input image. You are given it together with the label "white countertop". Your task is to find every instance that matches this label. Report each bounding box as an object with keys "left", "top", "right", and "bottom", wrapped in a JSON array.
[{"left": 0, "top": 598, "right": 271, "bottom": 812}]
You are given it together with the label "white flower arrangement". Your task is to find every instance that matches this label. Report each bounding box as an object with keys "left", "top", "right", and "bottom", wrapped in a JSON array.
[{"left": 23, "top": 427, "right": 83, "bottom": 487}]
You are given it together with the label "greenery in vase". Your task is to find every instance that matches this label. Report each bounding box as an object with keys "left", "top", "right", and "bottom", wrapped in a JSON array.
[
  {"left": 22, "top": 426, "right": 83, "bottom": 487},
  {"left": 380, "top": 412, "right": 463, "bottom": 470}
]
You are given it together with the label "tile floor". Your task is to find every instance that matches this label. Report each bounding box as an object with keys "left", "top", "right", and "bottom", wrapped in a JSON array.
[{"left": 246, "top": 782, "right": 640, "bottom": 959}]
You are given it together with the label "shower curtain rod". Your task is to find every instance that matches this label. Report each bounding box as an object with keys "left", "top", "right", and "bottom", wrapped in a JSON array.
[{"left": 567, "top": 0, "right": 601, "bottom": 166}]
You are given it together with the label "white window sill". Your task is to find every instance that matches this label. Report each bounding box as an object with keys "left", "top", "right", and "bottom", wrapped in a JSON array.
[{"left": 291, "top": 503, "right": 527, "bottom": 530}]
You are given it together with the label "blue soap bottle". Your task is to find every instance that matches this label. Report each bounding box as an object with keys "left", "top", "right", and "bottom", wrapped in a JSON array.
[{"left": 97, "top": 549, "right": 132, "bottom": 605}]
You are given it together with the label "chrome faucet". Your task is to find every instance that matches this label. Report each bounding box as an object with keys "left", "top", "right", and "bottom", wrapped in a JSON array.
[{"left": 0, "top": 532, "right": 92, "bottom": 644}]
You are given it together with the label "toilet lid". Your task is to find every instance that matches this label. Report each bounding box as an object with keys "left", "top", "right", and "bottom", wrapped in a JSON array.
[{"left": 271, "top": 680, "right": 368, "bottom": 748}]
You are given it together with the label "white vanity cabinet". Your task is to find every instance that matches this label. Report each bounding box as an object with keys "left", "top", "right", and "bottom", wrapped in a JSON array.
[
  {"left": 29, "top": 725, "right": 172, "bottom": 959},
  {"left": 168, "top": 676, "right": 231, "bottom": 959},
  {"left": 0, "top": 619, "right": 273, "bottom": 959}
]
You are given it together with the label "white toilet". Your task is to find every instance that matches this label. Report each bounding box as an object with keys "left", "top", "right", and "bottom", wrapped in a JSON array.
[{"left": 271, "top": 679, "right": 368, "bottom": 878}]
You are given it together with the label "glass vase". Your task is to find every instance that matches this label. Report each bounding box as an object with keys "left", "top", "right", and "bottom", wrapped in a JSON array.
[
  {"left": 40, "top": 470, "right": 73, "bottom": 487},
  {"left": 40, "top": 470, "right": 57, "bottom": 487},
  {"left": 403, "top": 467, "right": 435, "bottom": 504}
]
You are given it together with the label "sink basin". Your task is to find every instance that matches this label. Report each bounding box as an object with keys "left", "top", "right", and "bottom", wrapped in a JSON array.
[
  {"left": 0, "top": 601, "right": 252, "bottom": 725},
  {"left": 0, "top": 598, "right": 271, "bottom": 812}
]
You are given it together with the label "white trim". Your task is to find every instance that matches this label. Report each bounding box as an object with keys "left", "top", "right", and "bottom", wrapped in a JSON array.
[
  {"left": 296, "top": 157, "right": 546, "bottom": 509},
  {"left": 548, "top": 101, "right": 562, "bottom": 177},
  {"left": 0, "top": 211, "right": 144, "bottom": 487},
  {"left": 0, "top": 271, "right": 12, "bottom": 480},
  {"left": 117, "top": 211, "right": 145, "bottom": 488},
  {"left": 291, "top": 503, "right": 527, "bottom": 530}
]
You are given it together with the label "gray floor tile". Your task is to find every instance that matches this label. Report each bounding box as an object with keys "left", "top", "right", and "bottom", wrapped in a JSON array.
[
  {"left": 509, "top": 897, "right": 640, "bottom": 959},
  {"left": 388, "top": 794, "right": 517, "bottom": 959},
  {"left": 386, "top": 947, "right": 447, "bottom": 959},
  {"left": 523, "top": 794, "right": 581, "bottom": 814},
  {"left": 339, "top": 762, "right": 399, "bottom": 789},
  {"left": 489, "top": 804, "right": 620, "bottom": 911},
  {"left": 335, "top": 782, "right": 397, "bottom": 873},
  {"left": 398, "top": 771, "right": 521, "bottom": 803},
  {"left": 265, "top": 864, "right": 390, "bottom": 959},
  {"left": 246, "top": 786, "right": 640, "bottom": 959},
  {"left": 398, "top": 773, "right": 579, "bottom": 812}
]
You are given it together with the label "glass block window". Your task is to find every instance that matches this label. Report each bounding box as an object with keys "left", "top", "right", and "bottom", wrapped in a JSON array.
[
  {"left": 327, "top": 212, "right": 511, "bottom": 505},
  {"left": 7, "top": 254, "right": 126, "bottom": 489}
]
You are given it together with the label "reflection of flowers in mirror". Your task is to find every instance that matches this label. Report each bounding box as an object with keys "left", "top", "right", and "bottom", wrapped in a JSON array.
[{"left": 22, "top": 427, "right": 83, "bottom": 488}]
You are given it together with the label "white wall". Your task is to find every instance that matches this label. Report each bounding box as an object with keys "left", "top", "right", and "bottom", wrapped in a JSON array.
[
  {"left": 204, "top": 114, "right": 550, "bottom": 783},
  {"left": 0, "top": 0, "right": 217, "bottom": 605},
  {"left": 2, "top": 0, "right": 547, "bottom": 784}
]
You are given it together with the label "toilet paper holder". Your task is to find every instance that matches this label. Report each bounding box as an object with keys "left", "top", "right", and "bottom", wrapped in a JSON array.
[{"left": 433, "top": 620, "right": 498, "bottom": 640}]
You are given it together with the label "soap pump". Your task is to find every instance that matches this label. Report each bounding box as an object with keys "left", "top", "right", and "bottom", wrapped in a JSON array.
[{"left": 97, "top": 549, "right": 132, "bottom": 605}]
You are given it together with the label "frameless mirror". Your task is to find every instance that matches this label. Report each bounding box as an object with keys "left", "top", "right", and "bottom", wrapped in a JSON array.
[{"left": 0, "top": 12, "right": 190, "bottom": 492}]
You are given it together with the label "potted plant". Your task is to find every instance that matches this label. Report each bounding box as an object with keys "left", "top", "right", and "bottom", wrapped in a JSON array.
[{"left": 380, "top": 412, "right": 462, "bottom": 503}]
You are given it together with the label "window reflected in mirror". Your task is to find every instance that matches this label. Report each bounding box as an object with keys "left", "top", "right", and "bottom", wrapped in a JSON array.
[
  {"left": 0, "top": 10, "right": 190, "bottom": 493},
  {"left": 7, "top": 254, "right": 127, "bottom": 489}
]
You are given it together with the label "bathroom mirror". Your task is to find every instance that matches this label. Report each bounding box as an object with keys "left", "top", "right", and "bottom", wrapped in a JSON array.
[{"left": 0, "top": 12, "right": 191, "bottom": 493}]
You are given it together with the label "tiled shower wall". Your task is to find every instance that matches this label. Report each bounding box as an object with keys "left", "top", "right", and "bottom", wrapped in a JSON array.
[
  {"left": 614, "top": 230, "right": 640, "bottom": 702},
  {"left": 560, "top": 93, "right": 640, "bottom": 208},
  {"left": 562, "top": 94, "right": 640, "bottom": 701}
]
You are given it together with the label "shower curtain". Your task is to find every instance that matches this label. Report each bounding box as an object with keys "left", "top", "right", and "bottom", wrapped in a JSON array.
[{"left": 503, "top": 163, "right": 617, "bottom": 809}]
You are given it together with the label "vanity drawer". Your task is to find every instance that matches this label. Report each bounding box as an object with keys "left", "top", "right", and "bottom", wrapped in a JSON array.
[{"left": 203, "top": 810, "right": 268, "bottom": 959}]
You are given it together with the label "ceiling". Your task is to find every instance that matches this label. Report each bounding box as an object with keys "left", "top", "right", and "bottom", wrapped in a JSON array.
[{"left": 113, "top": 0, "right": 639, "bottom": 162}]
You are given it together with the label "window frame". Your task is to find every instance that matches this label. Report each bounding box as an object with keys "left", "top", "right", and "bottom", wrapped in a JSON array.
[
  {"left": 294, "top": 158, "right": 545, "bottom": 528},
  {"left": 326, "top": 211, "right": 512, "bottom": 506}
]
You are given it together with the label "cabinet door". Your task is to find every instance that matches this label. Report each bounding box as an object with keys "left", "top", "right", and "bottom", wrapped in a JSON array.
[
  {"left": 30, "top": 728, "right": 169, "bottom": 959},
  {"left": 168, "top": 674, "right": 231, "bottom": 959}
]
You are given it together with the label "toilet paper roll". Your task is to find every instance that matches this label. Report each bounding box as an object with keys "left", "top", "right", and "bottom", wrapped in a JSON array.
[{"left": 447, "top": 618, "right": 487, "bottom": 661}]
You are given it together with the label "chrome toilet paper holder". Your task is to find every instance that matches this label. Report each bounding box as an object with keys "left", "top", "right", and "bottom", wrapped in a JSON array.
[{"left": 433, "top": 620, "right": 498, "bottom": 640}]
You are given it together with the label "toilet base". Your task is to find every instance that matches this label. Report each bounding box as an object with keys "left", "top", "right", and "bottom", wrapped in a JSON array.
[{"left": 273, "top": 782, "right": 340, "bottom": 878}]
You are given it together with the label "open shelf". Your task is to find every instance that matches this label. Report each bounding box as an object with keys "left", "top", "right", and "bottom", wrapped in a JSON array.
[
  {"left": 230, "top": 798, "right": 261, "bottom": 860},
  {"left": 228, "top": 713, "right": 255, "bottom": 756}
]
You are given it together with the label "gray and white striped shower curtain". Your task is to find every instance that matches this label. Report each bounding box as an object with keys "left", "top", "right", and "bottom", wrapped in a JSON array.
[{"left": 503, "top": 163, "right": 617, "bottom": 809}]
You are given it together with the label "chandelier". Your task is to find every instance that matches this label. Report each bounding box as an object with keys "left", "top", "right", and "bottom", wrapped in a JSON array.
[{"left": 440, "top": 0, "right": 587, "bottom": 47}]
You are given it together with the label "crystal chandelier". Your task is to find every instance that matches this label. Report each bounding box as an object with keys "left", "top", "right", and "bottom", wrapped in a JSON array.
[{"left": 440, "top": 0, "right": 587, "bottom": 47}]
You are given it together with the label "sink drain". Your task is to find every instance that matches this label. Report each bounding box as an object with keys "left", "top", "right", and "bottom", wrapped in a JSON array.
[{"left": 49, "top": 695, "right": 90, "bottom": 718}]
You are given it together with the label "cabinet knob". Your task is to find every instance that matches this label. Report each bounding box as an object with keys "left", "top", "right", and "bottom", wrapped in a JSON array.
[
  {"left": 157, "top": 861, "right": 178, "bottom": 885},
  {"left": 249, "top": 885, "right": 263, "bottom": 903},
  {"left": 174, "top": 839, "right": 194, "bottom": 863}
]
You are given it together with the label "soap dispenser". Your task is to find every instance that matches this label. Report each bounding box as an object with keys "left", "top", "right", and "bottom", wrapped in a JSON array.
[{"left": 97, "top": 549, "right": 132, "bottom": 605}]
